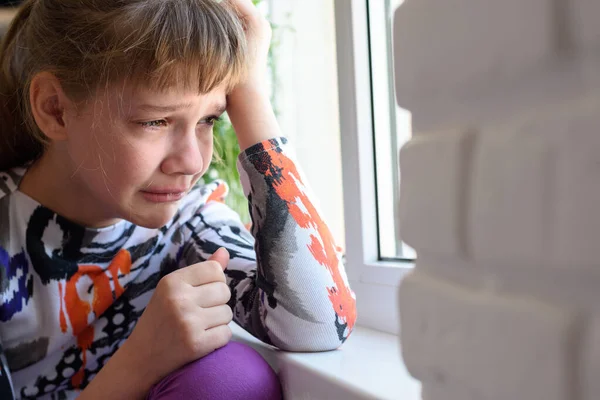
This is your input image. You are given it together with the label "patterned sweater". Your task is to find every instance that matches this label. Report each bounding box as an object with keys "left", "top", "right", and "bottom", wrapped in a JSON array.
[{"left": 0, "top": 138, "right": 357, "bottom": 400}]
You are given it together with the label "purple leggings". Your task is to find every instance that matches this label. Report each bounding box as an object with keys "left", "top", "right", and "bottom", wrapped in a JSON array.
[{"left": 147, "top": 341, "right": 282, "bottom": 400}]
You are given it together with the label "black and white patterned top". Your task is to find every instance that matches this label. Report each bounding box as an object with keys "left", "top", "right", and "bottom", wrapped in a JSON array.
[{"left": 0, "top": 137, "right": 356, "bottom": 399}]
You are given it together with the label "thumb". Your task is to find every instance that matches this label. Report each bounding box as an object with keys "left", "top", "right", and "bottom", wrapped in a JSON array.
[{"left": 208, "top": 247, "right": 230, "bottom": 271}]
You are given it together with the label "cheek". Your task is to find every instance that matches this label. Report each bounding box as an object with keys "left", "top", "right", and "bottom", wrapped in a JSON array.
[
  {"left": 65, "top": 120, "right": 96, "bottom": 168},
  {"left": 110, "top": 140, "right": 163, "bottom": 186},
  {"left": 66, "top": 121, "right": 158, "bottom": 191},
  {"left": 200, "top": 135, "right": 215, "bottom": 175}
]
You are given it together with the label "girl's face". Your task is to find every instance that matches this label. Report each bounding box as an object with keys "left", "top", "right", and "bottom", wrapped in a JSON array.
[{"left": 60, "top": 84, "right": 227, "bottom": 228}]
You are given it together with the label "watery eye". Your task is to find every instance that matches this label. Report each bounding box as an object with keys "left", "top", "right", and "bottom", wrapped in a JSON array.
[
  {"left": 201, "top": 116, "right": 223, "bottom": 126},
  {"left": 140, "top": 120, "right": 167, "bottom": 128}
]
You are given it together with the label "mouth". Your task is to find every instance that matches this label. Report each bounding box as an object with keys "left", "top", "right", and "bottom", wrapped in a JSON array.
[{"left": 140, "top": 188, "right": 188, "bottom": 203}]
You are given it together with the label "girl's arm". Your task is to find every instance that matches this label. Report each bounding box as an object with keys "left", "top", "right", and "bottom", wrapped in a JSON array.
[
  {"left": 227, "top": 82, "right": 279, "bottom": 152},
  {"left": 163, "top": 0, "right": 354, "bottom": 352},
  {"left": 206, "top": 0, "right": 356, "bottom": 352},
  {"left": 76, "top": 338, "right": 154, "bottom": 400},
  {"left": 183, "top": 138, "right": 357, "bottom": 352}
]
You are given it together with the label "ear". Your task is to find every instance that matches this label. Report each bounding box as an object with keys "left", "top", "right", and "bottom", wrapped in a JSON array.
[{"left": 29, "top": 72, "right": 73, "bottom": 141}]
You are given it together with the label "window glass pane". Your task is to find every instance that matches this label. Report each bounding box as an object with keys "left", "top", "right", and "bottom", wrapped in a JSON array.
[{"left": 369, "top": 0, "right": 416, "bottom": 260}]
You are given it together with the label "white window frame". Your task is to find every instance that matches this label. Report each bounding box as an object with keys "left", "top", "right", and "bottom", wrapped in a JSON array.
[{"left": 335, "top": 0, "right": 414, "bottom": 334}]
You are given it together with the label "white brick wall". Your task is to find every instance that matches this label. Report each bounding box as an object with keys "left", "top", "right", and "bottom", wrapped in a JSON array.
[
  {"left": 393, "top": 0, "right": 553, "bottom": 106},
  {"left": 392, "top": 0, "right": 600, "bottom": 133},
  {"left": 398, "top": 108, "right": 600, "bottom": 398},
  {"left": 573, "top": 0, "right": 600, "bottom": 51},
  {"left": 400, "top": 272, "right": 577, "bottom": 400},
  {"left": 394, "top": 1, "right": 600, "bottom": 399},
  {"left": 398, "top": 129, "right": 474, "bottom": 259}
]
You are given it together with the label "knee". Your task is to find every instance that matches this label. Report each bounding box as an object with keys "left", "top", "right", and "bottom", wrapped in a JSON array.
[{"left": 148, "top": 341, "right": 282, "bottom": 400}]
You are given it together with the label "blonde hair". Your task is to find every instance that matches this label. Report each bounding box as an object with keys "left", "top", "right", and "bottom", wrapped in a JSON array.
[{"left": 0, "top": 0, "right": 248, "bottom": 170}]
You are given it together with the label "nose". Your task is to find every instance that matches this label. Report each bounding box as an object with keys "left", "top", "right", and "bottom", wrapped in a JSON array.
[{"left": 161, "top": 126, "right": 205, "bottom": 176}]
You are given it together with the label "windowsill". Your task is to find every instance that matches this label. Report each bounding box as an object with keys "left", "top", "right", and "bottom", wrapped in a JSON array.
[{"left": 231, "top": 323, "right": 422, "bottom": 400}]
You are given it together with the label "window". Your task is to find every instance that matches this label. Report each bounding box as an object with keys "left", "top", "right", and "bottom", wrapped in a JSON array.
[
  {"left": 267, "top": 0, "right": 414, "bottom": 334},
  {"left": 334, "top": 0, "right": 414, "bottom": 334},
  {"left": 368, "top": 0, "right": 416, "bottom": 261},
  {"left": 267, "top": 0, "right": 346, "bottom": 251}
]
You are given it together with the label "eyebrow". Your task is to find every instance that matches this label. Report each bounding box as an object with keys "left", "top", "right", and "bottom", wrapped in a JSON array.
[{"left": 136, "top": 102, "right": 227, "bottom": 114}]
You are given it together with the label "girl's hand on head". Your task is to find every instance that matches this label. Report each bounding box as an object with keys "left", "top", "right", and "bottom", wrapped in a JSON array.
[
  {"left": 228, "top": 0, "right": 272, "bottom": 88},
  {"left": 123, "top": 248, "right": 233, "bottom": 384},
  {"left": 225, "top": 0, "right": 281, "bottom": 151}
]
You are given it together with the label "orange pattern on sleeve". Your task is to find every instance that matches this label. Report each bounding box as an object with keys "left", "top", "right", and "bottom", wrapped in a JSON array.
[{"left": 265, "top": 150, "right": 357, "bottom": 334}]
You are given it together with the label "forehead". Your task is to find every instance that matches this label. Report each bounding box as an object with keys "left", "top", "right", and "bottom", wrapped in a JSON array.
[{"left": 89, "top": 82, "right": 228, "bottom": 114}]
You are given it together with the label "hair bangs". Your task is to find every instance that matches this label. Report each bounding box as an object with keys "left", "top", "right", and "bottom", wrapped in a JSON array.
[{"left": 101, "top": 0, "right": 248, "bottom": 94}]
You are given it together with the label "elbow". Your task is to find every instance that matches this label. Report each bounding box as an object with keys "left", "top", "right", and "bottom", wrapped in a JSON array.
[
  {"left": 272, "top": 308, "right": 358, "bottom": 353},
  {"left": 262, "top": 286, "right": 357, "bottom": 352}
]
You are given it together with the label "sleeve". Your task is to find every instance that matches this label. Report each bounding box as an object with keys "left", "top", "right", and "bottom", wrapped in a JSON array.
[
  {"left": 0, "top": 341, "right": 15, "bottom": 400},
  {"left": 180, "top": 137, "right": 356, "bottom": 352}
]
